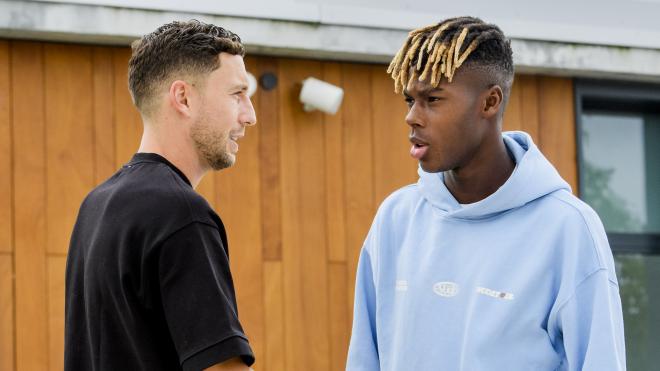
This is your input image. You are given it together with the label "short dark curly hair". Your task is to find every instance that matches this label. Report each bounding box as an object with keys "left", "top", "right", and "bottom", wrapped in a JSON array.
[
  {"left": 128, "top": 20, "right": 245, "bottom": 116},
  {"left": 388, "top": 16, "right": 514, "bottom": 97}
]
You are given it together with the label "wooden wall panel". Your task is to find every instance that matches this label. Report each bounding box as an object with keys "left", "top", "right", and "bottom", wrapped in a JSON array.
[
  {"left": 0, "top": 41, "right": 11, "bottom": 253},
  {"left": 47, "top": 257, "right": 66, "bottom": 371},
  {"left": 0, "top": 255, "right": 14, "bottom": 371},
  {"left": 113, "top": 48, "right": 142, "bottom": 167},
  {"left": 341, "top": 64, "right": 376, "bottom": 313},
  {"left": 44, "top": 44, "right": 95, "bottom": 256},
  {"left": 256, "top": 57, "right": 283, "bottom": 262},
  {"left": 214, "top": 56, "right": 266, "bottom": 369},
  {"left": 371, "top": 65, "right": 417, "bottom": 205},
  {"left": 11, "top": 41, "right": 49, "bottom": 371},
  {"left": 1, "top": 39, "right": 579, "bottom": 371},
  {"left": 263, "top": 261, "right": 285, "bottom": 371},
  {"left": 538, "top": 77, "right": 578, "bottom": 193},
  {"left": 503, "top": 76, "right": 523, "bottom": 132},
  {"left": 518, "top": 75, "right": 541, "bottom": 141},
  {"left": 322, "top": 62, "right": 347, "bottom": 264},
  {"left": 328, "top": 262, "right": 349, "bottom": 371},
  {"left": 503, "top": 75, "right": 576, "bottom": 193},
  {"left": 503, "top": 75, "right": 541, "bottom": 143},
  {"left": 92, "top": 47, "right": 117, "bottom": 184},
  {"left": 279, "top": 58, "right": 330, "bottom": 371}
]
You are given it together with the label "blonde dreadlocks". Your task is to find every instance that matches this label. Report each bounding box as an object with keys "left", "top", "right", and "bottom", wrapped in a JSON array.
[{"left": 387, "top": 16, "right": 514, "bottom": 94}]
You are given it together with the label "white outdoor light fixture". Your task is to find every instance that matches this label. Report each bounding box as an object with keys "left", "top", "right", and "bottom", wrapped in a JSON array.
[
  {"left": 299, "top": 77, "right": 344, "bottom": 115},
  {"left": 246, "top": 72, "right": 257, "bottom": 97}
]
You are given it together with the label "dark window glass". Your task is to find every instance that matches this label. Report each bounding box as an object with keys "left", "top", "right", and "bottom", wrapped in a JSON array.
[{"left": 577, "top": 80, "right": 660, "bottom": 371}]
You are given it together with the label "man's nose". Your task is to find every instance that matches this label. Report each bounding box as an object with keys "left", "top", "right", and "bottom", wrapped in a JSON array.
[
  {"left": 405, "top": 103, "right": 423, "bottom": 128},
  {"left": 241, "top": 97, "right": 257, "bottom": 127}
]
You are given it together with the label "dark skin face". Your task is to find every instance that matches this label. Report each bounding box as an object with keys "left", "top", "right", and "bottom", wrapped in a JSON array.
[{"left": 404, "top": 67, "right": 515, "bottom": 204}]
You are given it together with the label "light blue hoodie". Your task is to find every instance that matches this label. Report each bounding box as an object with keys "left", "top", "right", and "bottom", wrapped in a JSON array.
[{"left": 346, "top": 131, "right": 626, "bottom": 371}]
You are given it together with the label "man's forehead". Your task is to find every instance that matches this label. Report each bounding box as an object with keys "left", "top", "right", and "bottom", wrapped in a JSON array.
[{"left": 212, "top": 54, "right": 247, "bottom": 81}]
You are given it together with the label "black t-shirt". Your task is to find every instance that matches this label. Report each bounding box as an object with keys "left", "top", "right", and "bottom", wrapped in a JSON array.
[{"left": 65, "top": 153, "right": 254, "bottom": 371}]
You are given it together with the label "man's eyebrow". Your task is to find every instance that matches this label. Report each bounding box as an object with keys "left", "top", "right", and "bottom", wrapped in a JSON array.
[{"left": 228, "top": 83, "right": 249, "bottom": 91}]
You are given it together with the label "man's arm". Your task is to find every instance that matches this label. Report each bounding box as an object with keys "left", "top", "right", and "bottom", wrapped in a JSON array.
[
  {"left": 558, "top": 269, "right": 626, "bottom": 371},
  {"left": 346, "top": 247, "right": 380, "bottom": 371},
  {"left": 204, "top": 357, "right": 253, "bottom": 371},
  {"left": 157, "top": 223, "right": 255, "bottom": 369}
]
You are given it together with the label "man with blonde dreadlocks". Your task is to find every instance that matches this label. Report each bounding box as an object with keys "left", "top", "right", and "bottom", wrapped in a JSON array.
[{"left": 347, "top": 16, "right": 626, "bottom": 371}]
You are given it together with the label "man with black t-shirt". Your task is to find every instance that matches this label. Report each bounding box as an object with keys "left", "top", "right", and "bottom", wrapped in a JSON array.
[{"left": 65, "top": 20, "right": 257, "bottom": 371}]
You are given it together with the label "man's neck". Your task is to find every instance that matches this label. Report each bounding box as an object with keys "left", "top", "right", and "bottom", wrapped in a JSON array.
[
  {"left": 444, "top": 135, "right": 515, "bottom": 204},
  {"left": 137, "top": 124, "right": 208, "bottom": 189}
]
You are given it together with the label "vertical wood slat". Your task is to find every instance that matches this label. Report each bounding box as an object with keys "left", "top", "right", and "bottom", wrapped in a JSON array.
[
  {"left": 293, "top": 61, "right": 329, "bottom": 371},
  {"left": 92, "top": 47, "right": 117, "bottom": 184},
  {"left": 263, "top": 261, "right": 285, "bottom": 371},
  {"left": 0, "top": 254, "right": 14, "bottom": 371},
  {"left": 328, "top": 262, "right": 349, "bottom": 371},
  {"left": 214, "top": 56, "right": 266, "bottom": 369},
  {"left": 47, "top": 257, "right": 66, "bottom": 371},
  {"left": 0, "top": 41, "right": 11, "bottom": 253},
  {"left": 44, "top": 44, "right": 95, "bottom": 256},
  {"left": 0, "top": 41, "right": 13, "bottom": 371},
  {"left": 257, "top": 57, "right": 283, "bottom": 262},
  {"left": 12, "top": 40, "right": 49, "bottom": 371},
  {"left": 371, "top": 65, "right": 417, "bottom": 205},
  {"left": 340, "top": 64, "right": 376, "bottom": 314},
  {"left": 538, "top": 77, "right": 578, "bottom": 193},
  {"left": 113, "top": 48, "right": 142, "bottom": 167},
  {"left": 519, "top": 75, "right": 541, "bottom": 142},
  {"left": 504, "top": 75, "right": 541, "bottom": 142},
  {"left": 279, "top": 59, "right": 330, "bottom": 371},
  {"left": 278, "top": 58, "right": 306, "bottom": 371},
  {"left": 322, "top": 62, "right": 347, "bottom": 263},
  {"left": 503, "top": 75, "right": 523, "bottom": 132}
]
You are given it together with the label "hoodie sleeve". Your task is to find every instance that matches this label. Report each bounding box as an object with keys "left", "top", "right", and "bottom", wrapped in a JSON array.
[
  {"left": 346, "top": 246, "right": 380, "bottom": 371},
  {"left": 557, "top": 268, "right": 626, "bottom": 371}
]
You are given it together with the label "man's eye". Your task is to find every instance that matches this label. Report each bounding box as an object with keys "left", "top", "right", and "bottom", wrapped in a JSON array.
[
  {"left": 404, "top": 97, "right": 414, "bottom": 106},
  {"left": 428, "top": 97, "right": 442, "bottom": 103}
]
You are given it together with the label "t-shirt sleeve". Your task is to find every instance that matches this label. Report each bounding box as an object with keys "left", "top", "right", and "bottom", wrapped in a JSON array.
[{"left": 157, "top": 222, "right": 254, "bottom": 370}]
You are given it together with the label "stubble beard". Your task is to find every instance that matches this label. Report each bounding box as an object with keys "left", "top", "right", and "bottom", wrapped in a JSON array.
[{"left": 190, "top": 115, "right": 235, "bottom": 171}]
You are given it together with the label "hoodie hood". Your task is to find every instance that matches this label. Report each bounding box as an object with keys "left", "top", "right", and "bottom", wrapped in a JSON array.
[{"left": 417, "top": 131, "right": 570, "bottom": 219}]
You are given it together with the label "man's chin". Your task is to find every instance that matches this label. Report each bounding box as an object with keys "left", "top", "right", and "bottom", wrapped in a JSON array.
[
  {"left": 208, "top": 152, "right": 235, "bottom": 171},
  {"left": 419, "top": 160, "right": 444, "bottom": 174}
]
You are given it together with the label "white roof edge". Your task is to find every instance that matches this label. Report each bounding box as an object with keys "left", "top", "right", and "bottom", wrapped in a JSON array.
[{"left": 2, "top": 0, "right": 660, "bottom": 82}]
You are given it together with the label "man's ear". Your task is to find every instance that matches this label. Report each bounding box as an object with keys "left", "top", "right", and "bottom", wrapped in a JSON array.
[
  {"left": 482, "top": 85, "right": 504, "bottom": 119},
  {"left": 169, "top": 80, "right": 193, "bottom": 117}
]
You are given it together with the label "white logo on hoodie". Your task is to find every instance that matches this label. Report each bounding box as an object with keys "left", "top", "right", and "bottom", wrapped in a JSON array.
[{"left": 433, "top": 282, "right": 459, "bottom": 297}]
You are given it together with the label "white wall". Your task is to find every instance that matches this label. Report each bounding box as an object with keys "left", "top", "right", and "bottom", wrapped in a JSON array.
[
  {"left": 2, "top": 0, "right": 660, "bottom": 80},
  {"left": 33, "top": 0, "right": 660, "bottom": 49}
]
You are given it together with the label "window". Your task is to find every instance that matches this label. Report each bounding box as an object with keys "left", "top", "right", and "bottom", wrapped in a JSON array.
[{"left": 576, "top": 80, "right": 660, "bottom": 371}]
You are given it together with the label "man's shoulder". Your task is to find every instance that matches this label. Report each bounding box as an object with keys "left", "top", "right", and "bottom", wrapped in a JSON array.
[
  {"left": 83, "top": 162, "right": 217, "bottom": 227},
  {"left": 541, "top": 190, "right": 616, "bottom": 276},
  {"left": 370, "top": 183, "right": 423, "bottom": 226},
  {"left": 543, "top": 189, "right": 604, "bottom": 230},
  {"left": 379, "top": 183, "right": 421, "bottom": 210},
  {"left": 383, "top": 182, "right": 421, "bottom": 205}
]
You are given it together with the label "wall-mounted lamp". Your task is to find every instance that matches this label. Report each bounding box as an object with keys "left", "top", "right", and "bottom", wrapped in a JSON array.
[
  {"left": 299, "top": 77, "right": 344, "bottom": 115},
  {"left": 246, "top": 72, "right": 257, "bottom": 97}
]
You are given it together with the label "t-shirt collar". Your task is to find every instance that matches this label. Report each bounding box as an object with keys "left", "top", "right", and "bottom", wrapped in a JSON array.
[{"left": 127, "top": 153, "right": 192, "bottom": 187}]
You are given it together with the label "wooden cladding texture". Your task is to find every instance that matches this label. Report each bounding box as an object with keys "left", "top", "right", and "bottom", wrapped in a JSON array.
[{"left": 0, "top": 40, "right": 577, "bottom": 371}]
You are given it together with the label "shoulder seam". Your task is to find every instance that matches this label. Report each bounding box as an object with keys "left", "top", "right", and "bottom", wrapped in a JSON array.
[
  {"left": 555, "top": 268, "right": 609, "bottom": 315},
  {"left": 547, "top": 192, "right": 607, "bottom": 268},
  {"left": 149, "top": 220, "right": 221, "bottom": 255}
]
